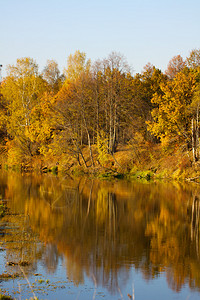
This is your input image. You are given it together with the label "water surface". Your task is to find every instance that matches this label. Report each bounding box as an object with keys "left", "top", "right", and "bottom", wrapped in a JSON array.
[{"left": 0, "top": 172, "right": 200, "bottom": 299}]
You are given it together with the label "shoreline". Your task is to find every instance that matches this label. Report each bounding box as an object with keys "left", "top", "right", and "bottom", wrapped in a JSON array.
[{"left": 1, "top": 143, "right": 200, "bottom": 183}]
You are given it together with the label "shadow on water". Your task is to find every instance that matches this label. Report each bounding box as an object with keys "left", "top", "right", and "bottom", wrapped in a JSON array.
[{"left": 0, "top": 171, "right": 200, "bottom": 298}]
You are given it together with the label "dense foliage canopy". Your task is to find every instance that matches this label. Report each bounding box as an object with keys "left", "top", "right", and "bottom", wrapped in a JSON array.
[{"left": 0, "top": 49, "right": 200, "bottom": 170}]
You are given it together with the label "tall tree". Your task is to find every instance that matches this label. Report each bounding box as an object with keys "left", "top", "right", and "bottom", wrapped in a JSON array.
[
  {"left": 165, "top": 55, "right": 186, "bottom": 79},
  {"left": 100, "top": 52, "right": 131, "bottom": 153},
  {"left": 64, "top": 50, "right": 91, "bottom": 80},
  {"left": 186, "top": 49, "right": 200, "bottom": 69},
  {"left": 53, "top": 51, "right": 95, "bottom": 167},
  {"left": 1, "top": 57, "right": 45, "bottom": 163},
  {"left": 42, "top": 59, "right": 63, "bottom": 93},
  {"left": 190, "top": 82, "right": 200, "bottom": 161},
  {"left": 148, "top": 69, "right": 197, "bottom": 153},
  {"left": 129, "top": 64, "right": 167, "bottom": 141}
]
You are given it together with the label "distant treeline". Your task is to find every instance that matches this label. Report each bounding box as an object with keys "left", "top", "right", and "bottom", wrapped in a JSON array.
[{"left": 0, "top": 49, "right": 200, "bottom": 169}]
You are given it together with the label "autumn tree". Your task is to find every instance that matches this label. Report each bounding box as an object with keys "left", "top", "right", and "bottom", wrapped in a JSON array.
[
  {"left": 186, "top": 49, "right": 200, "bottom": 69},
  {"left": 52, "top": 51, "right": 95, "bottom": 167},
  {"left": 91, "top": 60, "right": 105, "bottom": 141},
  {"left": 42, "top": 59, "right": 64, "bottom": 93},
  {"left": 64, "top": 50, "right": 91, "bottom": 80},
  {"left": 1, "top": 57, "right": 46, "bottom": 164},
  {"left": 97, "top": 52, "right": 132, "bottom": 154},
  {"left": 128, "top": 64, "right": 167, "bottom": 142},
  {"left": 148, "top": 68, "right": 197, "bottom": 157},
  {"left": 190, "top": 82, "right": 200, "bottom": 160},
  {"left": 65, "top": 51, "right": 95, "bottom": 165},
  {"left": 27, "top": 92, "right": 56, "bottom": 156},
  {"left": 165, "top": 55, "right": 186, "bottom": 79}
]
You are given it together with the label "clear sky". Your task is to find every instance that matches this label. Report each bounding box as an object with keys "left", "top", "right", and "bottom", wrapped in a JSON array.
[{"left": 0, "top": 0, "right": 200, "bottom": 77}]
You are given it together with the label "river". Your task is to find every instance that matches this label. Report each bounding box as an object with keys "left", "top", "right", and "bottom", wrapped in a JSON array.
[{"left": 0, "top": 171, "right": 200, "bottom": 299}]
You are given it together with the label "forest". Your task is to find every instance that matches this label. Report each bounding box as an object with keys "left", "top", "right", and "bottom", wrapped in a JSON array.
[{"left": 0, "top": 49, "right": 200, "bottom": 179}]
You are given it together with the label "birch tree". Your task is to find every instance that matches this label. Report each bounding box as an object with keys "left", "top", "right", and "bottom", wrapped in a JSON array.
[
  {"left": 42, "top": 59, "right": 63, "bottom": 93},
  {"left": 100, "top": 52, "right": 131, "bottom": 153},
  {"left": 54, "top": 51, "right": 95, "bottom": 167},
  {"left": 1, "top": 57, "right": 45, "bottom": 163}
]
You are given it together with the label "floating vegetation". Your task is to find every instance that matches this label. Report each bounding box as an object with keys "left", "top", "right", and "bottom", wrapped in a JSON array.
[
  {"left": 6, "top": 260, "right": 30, "bottom": 267},
  {"left": 0, "top": 204, "right": 6, "bottom": 218},
  {"left": 0, "top": 273, "right": 20, "bottom": 280},
  {"left": 37, "top": 279, "right": 45, "bottom": 284},
  {"left": 0, "top": 294, "right": 13, "bottom": 300},
  {"left": 19, "top": 260, "right": 30, "bottom": 266}
]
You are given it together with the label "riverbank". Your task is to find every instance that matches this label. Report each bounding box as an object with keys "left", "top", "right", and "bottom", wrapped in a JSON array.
[{"left": 1, "top": 142, "right": 200, "bottom": 182}]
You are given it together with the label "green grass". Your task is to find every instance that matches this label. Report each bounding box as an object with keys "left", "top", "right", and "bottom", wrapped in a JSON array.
[{"left": 130, "top": 170, "right": 154, "bottom": 180}]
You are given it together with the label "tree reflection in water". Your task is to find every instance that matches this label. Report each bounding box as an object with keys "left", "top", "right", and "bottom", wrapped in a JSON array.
[{"left": 1, "top": 172, "right": 200, "bottom": 295}]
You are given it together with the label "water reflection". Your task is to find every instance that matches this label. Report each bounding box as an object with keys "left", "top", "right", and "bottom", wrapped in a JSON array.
[{"left": 1, "top": 172, "right": 200, "bottom": 295}]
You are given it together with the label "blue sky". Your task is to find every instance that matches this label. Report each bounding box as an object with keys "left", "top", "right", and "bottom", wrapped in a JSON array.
[{"left": 0, "top": 0, "right": 200, "bottom": 77}]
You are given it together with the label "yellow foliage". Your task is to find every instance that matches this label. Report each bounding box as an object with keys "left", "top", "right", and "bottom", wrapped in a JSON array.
[
  {"left": 148, "top": 69, "right": 197, "bottom": 145},
  {"left": 97, "top": 130, "right": 110, "bottom": 166},
  {"left": 6, "top": 140, "right": 24, "bottom": 166}
]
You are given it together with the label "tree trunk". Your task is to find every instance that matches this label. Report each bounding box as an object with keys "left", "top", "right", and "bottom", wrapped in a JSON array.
[
  {"left": 79, "top": 149, "right": 88, "bottom": 168},
  {"left": 196, "top": 105, "right": 199, "bottom": 160},
  {"left": 87, "top": 130, "right": 95, "bottom": 167},
  {"left": 82, "top": 114, "right": 95, "bottom": 167},
  {"left": 192, "top": 118, "right": 196, "bottom": 163}
]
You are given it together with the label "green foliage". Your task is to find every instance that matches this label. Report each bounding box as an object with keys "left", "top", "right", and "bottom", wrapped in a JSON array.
[
  {"left": 51, "top": 166, "right": 58, "bottom": 175},
  {"left": 130, "top": 170, "right": 154, "bottom": 180}
]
